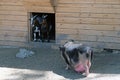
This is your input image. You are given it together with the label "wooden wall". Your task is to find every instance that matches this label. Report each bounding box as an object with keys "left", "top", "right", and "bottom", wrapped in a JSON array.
[
  {"left": 0, "top": 0, "right": 27, "bottom": 46},
  {"left": 0, "top": 0, "right": 55, "bottom": 47},
  {"left": 0, "top": 0, "right": 120, "bottom": 49},
  {"left": 56, "top": 0, "right": 120, "bottom": 49}
]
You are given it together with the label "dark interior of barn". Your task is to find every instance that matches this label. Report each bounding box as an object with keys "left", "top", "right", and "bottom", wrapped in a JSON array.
[{"left": 30, "top": 12, "right": 55, "bottom": 42}]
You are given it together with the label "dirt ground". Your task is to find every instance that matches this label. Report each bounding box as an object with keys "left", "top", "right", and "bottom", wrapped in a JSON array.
[{"left": 0, "top": 46, "right": 120, "bottom": 80}]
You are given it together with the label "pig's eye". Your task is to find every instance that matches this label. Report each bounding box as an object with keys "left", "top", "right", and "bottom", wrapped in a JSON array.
[{"left": 71, "top": 51, "right": 79, "bottom": 62}]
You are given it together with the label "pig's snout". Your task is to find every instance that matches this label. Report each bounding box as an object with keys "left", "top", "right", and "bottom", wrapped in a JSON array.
[
  {"left": 74, "top": 63, "right": 85, "bottom": 73},
  {"left": 74, "top": 60, "right": 90, "bottom": 77}
]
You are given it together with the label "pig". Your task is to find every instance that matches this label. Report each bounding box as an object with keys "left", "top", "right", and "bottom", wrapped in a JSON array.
[{"left": 59, "top": 40, "right": 93, "bottom": 76}]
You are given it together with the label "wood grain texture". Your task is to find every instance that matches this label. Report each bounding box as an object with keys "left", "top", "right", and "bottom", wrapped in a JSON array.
[{"left": 0, "top": 0, "right": 120, "bottom": 49}]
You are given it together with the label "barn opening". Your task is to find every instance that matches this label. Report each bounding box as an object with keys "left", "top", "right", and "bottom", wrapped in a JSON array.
[{"left": 30, "top": 12, "right": 55, "bottom": 43}]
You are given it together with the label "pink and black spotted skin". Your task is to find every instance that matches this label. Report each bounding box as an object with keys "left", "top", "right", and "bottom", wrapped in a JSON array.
[{"left": 59, "top": 40, "right": 93, "bottom": 77}]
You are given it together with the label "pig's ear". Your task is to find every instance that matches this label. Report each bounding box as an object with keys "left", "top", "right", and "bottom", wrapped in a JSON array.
[{"left": 59, "top": 46, "right": 65, "bottom": 51}]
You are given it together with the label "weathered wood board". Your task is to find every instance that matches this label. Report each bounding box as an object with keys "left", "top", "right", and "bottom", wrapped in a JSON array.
[{"left": 0, "top": 0, "right": 120, "bottom": 49}]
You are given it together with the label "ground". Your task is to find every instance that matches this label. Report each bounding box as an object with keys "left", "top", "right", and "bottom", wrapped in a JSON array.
[{"left": 0, "top": 46, "right": 120, "bottom": 80}]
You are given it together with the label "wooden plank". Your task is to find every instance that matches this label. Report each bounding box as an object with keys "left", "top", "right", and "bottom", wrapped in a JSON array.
[
  {"left": 0, "top": 20, "right": 27, "bottom": 27},
  {"left": 58, "top": 0, "right": 120, "bottom": 4},
  {"left": 51, "top": 0, "right": 58, "bottom": 7},
  {"left": 78, "top": 30, "right": 106, "bottom": 36},
  {"left": 77, "top": 35, "right": 97, "bottom": 41},
  {"left": 98, "top": 36, "right": 120, "bottom": 43},
  {"left": 23, "top": 0, "right": 55, "bottom": 13},
  {"left": 26, "top": 6, "right": 54, "bottom": 13},
  {"left": 57, "top": 29, "right": 120, "bottom": 37},
  {"left": 0, "top": 25, "right": 28, "bottom": 31},
  {"left": 57, "top": 17, "right": 120, "bottom": 25},
  {"left": 78, "top": 30, "right": 98, "bottom": 36},
  {"left": 0, "top": 5, "right": 26, "bottom": 11},
  {"left": 23, "top": 1, "right": 52, "bottom": 7},
  {"left": 23, "top": 0, "right": 55, "bottom": 11},
  {"left": 56, "top": 13, "right": 79, "bottom": 18},
  {"left": 56, "top": 23, "right": 85, "bottom": 29},
  {"left": 57, "top": 33, "right": 120, "bottom": 50},
  {"left": 0, "top": 30, "right": 27, "bottom": 37},
  {"left": 1, "top": 0, "right": 23, "bottom": 2},
  {"left": 56, "top": 38, "right": 120, "bottom": 49},
  {"left": 56, "top": 13, "right": 120, "bottom": 19},
  {"left": 56, "top": 34, "right": 78, "bottom": 40},
  {"left": 56, "top": 17, "right": 80, "bottom": 24},
  {"left": 56, "top": 28, "right": 78, "bottom": 35},
  {"left": 56, "top": 39, "right": 96, "bottom": 48},
  {"left": 0, "top": 15, "right": 27, "bottom": 21},
  {"left": 56, "top": 7, "right": 120, "bottom": 14},
  {"left": 56, "top": 34, "right": 97, "bottom": 41},
  {"left": 56, "top": 23, "right": 115, "bottom": 31},
  {"left": 78, "top": 29, "right": 120, "bottom": 37},
  {"left": 81, "top": 30, "right": 105, "bottom": 36},
  {"left": 0, "top": 11, "right": 27, "bottom": 16},
  {"left": 104, "top": 42, "right": 120, "bottom": 50},
  {"left": 0, "top": 40, "right": 27, "bottom": 47},
  {"left": 80, "top": 41, "right": 120, "bottom": 49},
  {"left": 58, "top": 3, "right": 120, "bottom": 9},
  {"left": 115, "top": 26, "right": 120, "bottom": 31},
  {"left": 56, "top": 38, "right": 103, "bottom": 49},
  {"left": 100, "top": 31, "right": 120, "bottom": 37},
  {"left": 81, "top": 24, "right": 115, "bottom": 31},
  {"left": 95, "top": 18, "right": 120, "bottom": 25},
  {"left": 90, "top": 4, "right": 120, "bottom": 9},
  {"left": 87, "top": 13, "right": 120, "bottom": 19},
  {"left": 0, "top": 2, "right": 23, "bottom": 6},
  {"left": 0, "top": 35, "right": 27, "bottom": 42},
  {"left": 24, "top": 0, "right": 51, "bottom": 2}
]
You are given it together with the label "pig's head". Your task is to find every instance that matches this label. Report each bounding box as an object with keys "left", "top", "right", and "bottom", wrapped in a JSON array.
[{"left": 73, "top": 46, "right": 93, "bottom": 73}]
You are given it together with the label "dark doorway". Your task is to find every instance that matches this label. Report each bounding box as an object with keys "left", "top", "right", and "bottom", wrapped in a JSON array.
[{"left": 30, "top": 12, "right": 55, "bottom": 42}]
